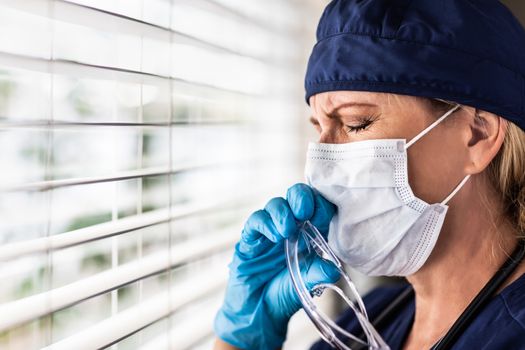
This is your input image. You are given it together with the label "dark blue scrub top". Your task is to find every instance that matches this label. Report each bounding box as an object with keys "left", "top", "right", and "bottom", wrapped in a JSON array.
[{"left": 310, "top": 272, "right": 525, "bottom": 349}]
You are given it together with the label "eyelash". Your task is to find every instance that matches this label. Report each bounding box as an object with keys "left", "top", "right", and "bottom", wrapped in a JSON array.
[{"left": 344, "top": 116, "right": 376, "bottom": 133}]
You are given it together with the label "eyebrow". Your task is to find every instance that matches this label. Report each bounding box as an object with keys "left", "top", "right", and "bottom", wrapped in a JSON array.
[
  {"left": 310, "top": 102, "right": 378, "bottom": 124},
  {"left": 328, "top": 102, "right": 378, "bottom": 116}
]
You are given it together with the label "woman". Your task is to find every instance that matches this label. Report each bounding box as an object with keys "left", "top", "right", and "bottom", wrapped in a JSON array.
[{"left": 213, "top": 0, "right": 525, "bottom": 349}]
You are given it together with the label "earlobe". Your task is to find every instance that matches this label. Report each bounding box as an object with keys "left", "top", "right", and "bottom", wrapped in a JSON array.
[{"left": 465, "top": 110, "right": 507, "bottom": 174}]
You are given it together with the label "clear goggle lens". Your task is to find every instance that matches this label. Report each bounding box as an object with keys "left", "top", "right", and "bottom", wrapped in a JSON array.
[{"left": 285, "top": 221, "right": 390, "bottom": 350}]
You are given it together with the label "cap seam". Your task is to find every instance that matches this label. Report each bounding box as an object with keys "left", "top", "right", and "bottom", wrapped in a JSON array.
[
  {"left": 305, "top": 79, "right": 514, "bottom": 111},
  {"left": 394, "top": 0, "right": 415, "bottom": 36},
  {"left": 304, "top": 79, "right": 523, "bottom": 124},
  {"left": 313, "top": 30, "right": 522, "bottom": 79}
]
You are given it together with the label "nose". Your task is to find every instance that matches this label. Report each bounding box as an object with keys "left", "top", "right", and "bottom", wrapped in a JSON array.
[
  {"left": 318, "top": 130, "right": 347, "bottom": 144},
  {"left": 315, "top": 115, "right": 350, "bottom": 144},
  {"left": 318, "top": 133, "right": 333, "bottom": 143}
]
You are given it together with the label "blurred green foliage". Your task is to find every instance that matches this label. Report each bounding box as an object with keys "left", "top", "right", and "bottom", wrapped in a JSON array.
[
  {"left": 65, "top": 212, "right": 112, "bottom": 232},
  {"left": 67, "top": 83, "right": 93, "bottom": 118},
  {"left": 0, "top": 70, "right": 15, "bottom": 117},
  {"left": 15, "top": 266, "right": 46, "bottom": 299}
]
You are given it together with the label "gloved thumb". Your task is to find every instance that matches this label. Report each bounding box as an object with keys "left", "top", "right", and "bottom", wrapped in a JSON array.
[
  {"left": 303, "top": 257, "right": 341, "bottom": 292},
  {"left": 271, "top": 256, "right": 341, "bottom": 321}
]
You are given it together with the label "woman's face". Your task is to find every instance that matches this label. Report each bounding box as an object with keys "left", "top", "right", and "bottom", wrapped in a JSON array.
[{"left": 309, "top": 91, "right": 471, "bottom": 205}]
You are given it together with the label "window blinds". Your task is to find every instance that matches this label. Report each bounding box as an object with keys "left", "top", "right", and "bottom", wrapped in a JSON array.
[{"left": 0, "top": 0, "right": 323, "bottom": 349}]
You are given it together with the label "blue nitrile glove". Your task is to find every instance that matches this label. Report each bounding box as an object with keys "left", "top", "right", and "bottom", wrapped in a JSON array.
[{"left": 214, "top": 183, "right": 340, "bottom": 350}]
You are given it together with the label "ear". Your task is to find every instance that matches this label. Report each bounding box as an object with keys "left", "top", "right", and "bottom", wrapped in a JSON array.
[{"left": 464, "top": 109, "right": 507, "bottom": 175}]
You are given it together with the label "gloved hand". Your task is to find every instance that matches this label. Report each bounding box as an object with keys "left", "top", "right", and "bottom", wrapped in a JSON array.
[{"left": 214, "top": 183, "right": 340, "bottom": 350}]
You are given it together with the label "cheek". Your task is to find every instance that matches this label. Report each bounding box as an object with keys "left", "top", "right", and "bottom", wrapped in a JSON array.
[{"left": 406, "top": 133, "right": 467, "bottom": 203}]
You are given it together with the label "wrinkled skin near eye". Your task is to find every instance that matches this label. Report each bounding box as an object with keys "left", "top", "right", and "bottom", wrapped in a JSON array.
[{"left": 308, "top": 91, "right": 470, "bottom": 205}]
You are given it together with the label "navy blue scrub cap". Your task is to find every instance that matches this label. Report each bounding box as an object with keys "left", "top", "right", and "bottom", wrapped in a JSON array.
[{"left": 305, "top": 0, "right": 525, "bottom": 130}]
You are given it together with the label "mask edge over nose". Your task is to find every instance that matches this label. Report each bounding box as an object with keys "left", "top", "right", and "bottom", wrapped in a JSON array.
[{"left": 304, "top": 103, "right": 471, "bottom": 277}]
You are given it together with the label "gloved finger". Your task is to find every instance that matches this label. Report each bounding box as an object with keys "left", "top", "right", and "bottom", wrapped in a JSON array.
[
  {"left": 286, "top": 183, "right": 315, "bottom": 221},
  {"left": 309, "top": 190, "right": 336, "bottom": 238},
  {"left": 237, "top": 233, "right": 274, "bottom": 259},
  {"left": 264, "top": 197, "right": 297, "bottom": 239},
  {"left": 242, "top": 209, "right": 281, "bottom": 243},
  {"left": 282, "top": 256, "right": 341, "bottom": 316},
  {"left": 303, "top": 256, "right": 341, "bottom": 292}
]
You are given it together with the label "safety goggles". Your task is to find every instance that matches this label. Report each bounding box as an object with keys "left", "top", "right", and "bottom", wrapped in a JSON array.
[{"left": 285, "top": 221, "right": 390, "bottom": 350}]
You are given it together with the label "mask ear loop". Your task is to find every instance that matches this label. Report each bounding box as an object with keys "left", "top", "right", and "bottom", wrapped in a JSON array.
[
  {"left": 441, "top": 175, "right": 471, "bottom": 206},
  {"left": 401, "top": 103, "right": 471, "bottom": 205},
  {"left": 405, "top": 104, "right": 461, "bottom": 149}
]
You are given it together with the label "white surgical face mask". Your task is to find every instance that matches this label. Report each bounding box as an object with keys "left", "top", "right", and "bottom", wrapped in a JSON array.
[{"left": 305, "top": 104, "right": 470, "bottom": 276}]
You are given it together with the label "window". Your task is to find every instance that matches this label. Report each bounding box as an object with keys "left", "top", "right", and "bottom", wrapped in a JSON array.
[{"left": 0, "top": 0, "right": 325, "bottom": 349}]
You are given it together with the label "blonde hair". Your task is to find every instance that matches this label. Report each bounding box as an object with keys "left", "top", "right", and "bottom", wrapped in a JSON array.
[{"left": 487, "top": 122, "right": 525, "bottom": 239}]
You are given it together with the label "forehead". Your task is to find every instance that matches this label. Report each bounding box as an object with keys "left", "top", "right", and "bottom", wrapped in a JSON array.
[
  {"left": 309, "top": 91, "right": 422, "bottom": 113},
  {"left": 310, "top": 91, "right": 384, "bottom": 105}
]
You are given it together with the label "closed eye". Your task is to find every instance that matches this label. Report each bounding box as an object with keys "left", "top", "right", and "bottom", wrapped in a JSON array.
[{"left": 344, "top": 115, "right": 377, "bottom": 134}]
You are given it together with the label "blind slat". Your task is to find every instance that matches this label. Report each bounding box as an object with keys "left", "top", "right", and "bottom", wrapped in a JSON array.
[
  {"left": 0, "top": 119, "right": 242, "bottom": 129},
  {"left": 0, "top": 0, "right": 313, "bottom": 347},
  {"left": 0, "top": 230, "right": 235, "bottom": 332},
  {"left": 1, "top": 156, "right": 288, "bottom": 192},
  {"left": 138, "top": 298, "right": 220, "bottom": 350},
  {"left": 0, "top": 51, "right": 261, "bottom": 97},
  {"left": 0, "top": 195, "right": 252, "bottom": 261},
  {"left": 2, "top": 162, "right": 217, "bottom": 192},
  {"left": 0, "top": 0, "right": 285, "bottom": 65},
  {"left": 41, "top": 266, "right": 227, "bottom": 350}
]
